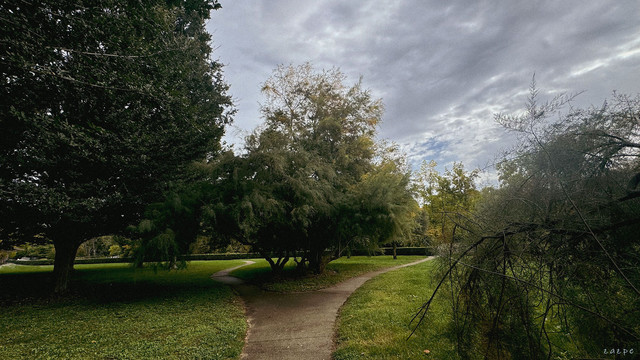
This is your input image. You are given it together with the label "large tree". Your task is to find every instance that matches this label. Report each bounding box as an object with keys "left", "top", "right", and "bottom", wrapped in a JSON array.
[
  {"left": 0, "top": 0, "right": 232, "bottom": 292},
  {"left": 134, "top": 64, "right": 415, "bottom": 274},
  {"left": 180, "top": 64, "right": 414, "bottom": 274},
  {"left": 239, "top": 63, "right": 384, "bottom": 272},
  {"left": 254, "top": 64, "right": 420, "bottom": 272}
]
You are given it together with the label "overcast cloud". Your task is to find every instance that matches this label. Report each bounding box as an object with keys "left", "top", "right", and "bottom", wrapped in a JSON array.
[{"left": 207, "top": 1, "right": 640, "bottom": 185}]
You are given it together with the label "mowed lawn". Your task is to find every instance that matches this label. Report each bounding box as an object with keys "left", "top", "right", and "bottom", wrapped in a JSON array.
[
  {"left": 0, "top": 255, "right": 433, "bottom": 359},
  {"left": 0, "top": 261, "right": 247, "bottom": 360},
  {"left": 334, "top": 258, "right": 461, "bottom": 360},
  {"left": 231, "top": 255, "right": 426, "bottom": 292}
]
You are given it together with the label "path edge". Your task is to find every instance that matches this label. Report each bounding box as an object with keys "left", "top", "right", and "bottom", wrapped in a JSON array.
[{"left": 330, "top": 256, "right": 437, "bottom": 354}]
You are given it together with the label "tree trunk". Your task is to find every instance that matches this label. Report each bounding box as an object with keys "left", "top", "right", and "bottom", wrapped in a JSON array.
[
  {"left": 308, "top": 248, "right": 331, "bottom": 274},
  {"left": 261, "top": 250, "right": 289, "bottom": 274},
  {"left": 52, "top": 240, "right": 81, "bottom": 294},
  {"left": 393, "top": 242, "right": 397, "bottom": 260},
  {"left": 294, "top": 254, "right": 308, "bottom": 274}
]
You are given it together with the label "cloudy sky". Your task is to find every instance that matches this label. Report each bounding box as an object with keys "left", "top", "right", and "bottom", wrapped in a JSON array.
[{"left": 207, "top": 1, "right": 640, "bottom": 185}]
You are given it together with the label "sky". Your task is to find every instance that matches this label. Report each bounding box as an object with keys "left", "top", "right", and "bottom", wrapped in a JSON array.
[{"left": 207, "top": 1, "right": 640, "bottom": 185}]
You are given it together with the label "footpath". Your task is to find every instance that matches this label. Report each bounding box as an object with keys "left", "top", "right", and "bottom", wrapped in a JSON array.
[{"left": 211, "top": 257, "right": 435, "bottom": 360}]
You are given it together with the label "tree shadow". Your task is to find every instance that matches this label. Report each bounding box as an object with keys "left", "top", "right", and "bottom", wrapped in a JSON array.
[{"left": 0, "top": 267, "right": 225, "bottom": 306}]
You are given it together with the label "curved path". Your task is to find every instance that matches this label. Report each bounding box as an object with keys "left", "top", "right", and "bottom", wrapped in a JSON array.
[
  {"left": 211, "top": 260, "right": 256, "bottom": 285},
  {"left": 212, "top": 256, "right": 435, "bottom": 360}
]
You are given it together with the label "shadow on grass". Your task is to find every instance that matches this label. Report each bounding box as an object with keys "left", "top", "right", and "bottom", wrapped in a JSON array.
[
  {"left": 0, "top": 263, "right": 230, "bottom": 306},
  {"left": 230, "top": 256, "right": 426, "bottom": 293}
]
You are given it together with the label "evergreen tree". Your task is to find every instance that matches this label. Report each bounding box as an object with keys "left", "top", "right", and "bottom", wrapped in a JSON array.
[{"left": 0, "top": 0, "right": 231, "bottom": 292}]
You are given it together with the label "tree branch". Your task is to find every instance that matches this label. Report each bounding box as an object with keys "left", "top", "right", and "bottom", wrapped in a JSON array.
[{"left": 457, "top": 261, "right": 639, "bottom": 340}]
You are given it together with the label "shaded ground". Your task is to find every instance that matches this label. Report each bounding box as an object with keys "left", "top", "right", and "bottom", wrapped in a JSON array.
[
  {"left": 212, "top": 257, "right": 434, "bottom": 360},
  {"left": 1, "top": 261, "right": 248, "bottom": 360}
]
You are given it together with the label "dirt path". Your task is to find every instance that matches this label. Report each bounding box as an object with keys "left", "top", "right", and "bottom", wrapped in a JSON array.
[{"left": 212, "top": 257, "right": 435, "bottom": 360}]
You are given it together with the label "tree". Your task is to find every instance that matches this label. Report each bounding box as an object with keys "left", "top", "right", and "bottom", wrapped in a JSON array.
[
  {"left": 344, "top": 157, "right": 418, "bottom": 260},
  {"left": 134, "top": 64, "right": 416, "bottom": 274},
  {"left": 247, "top": 63, "right": 379, "bottom": 273},
  {"left": 413, "top": 160, "right": 479, "bottom": 248},
  {"left": 413, "top": 88, "right": 640, "bottom": 359},
  {"left": 178, "top": 64, "right": 414, "bottom": 274},
  {"left": 0, "top": 0, "right": 232, "bottom": 293}
]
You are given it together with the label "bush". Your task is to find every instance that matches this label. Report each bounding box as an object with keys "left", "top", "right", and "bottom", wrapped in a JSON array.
[
  {"left": 350, "top": 247, "right": 431, "bottom": 256},
  {"left": 0, "top": 250, "right": 13, "bottom": 264},
  {"left": 108, "top": 245, "right": 122, "bottom": 257},
  {"left": 14, "top": 243, "right": 55, "bottom": 260}
]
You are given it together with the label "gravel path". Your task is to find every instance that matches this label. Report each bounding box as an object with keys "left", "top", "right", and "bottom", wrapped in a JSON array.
[{"left": 212, "top": 257, "right": 435, "bottom": 360}]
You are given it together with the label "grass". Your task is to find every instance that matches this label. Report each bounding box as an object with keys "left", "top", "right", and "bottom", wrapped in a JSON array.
[
  {"left": 0, "top": 255, "right": 430, "bottom": 359},
  {"left": 231, "top": 255, "right": 426, "bottom": 293},
  {"left": 334, "top": 258, "right": 461, "bottom": 360},
  {"left": 0, "top": 261, "right": 247, "bottom": 360},
  {"left": 332, "top": 258, "right": 598, "bottom": 360}
]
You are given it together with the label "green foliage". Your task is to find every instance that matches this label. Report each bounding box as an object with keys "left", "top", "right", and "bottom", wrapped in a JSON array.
[
  {"left": 76, "top": 235, "right": 133, "bottom": 258},
  {"left": 0, "top": 0, "right": 231, "bottom": 291},
  {"left": 413, "top": 160, "right": 480, "bottom": 247},
  {"left": 188, "top": 236, "right": 213, "bottom": 254},
  {"left": 0, "top": 250, "right": 13, "bottom": 264},
  {"left": 342, "top": 156, "right": 418, "bottom": 252},
  {"left": 419, "top": 88, "right": 640, "bottom": 359},
  {"left": 133, "top": 184, "right": 210, "bottom": 268},
  {"left": 178, "top": 64, "right": 418, "bottom": 274},
  {"left": 236, "top": 63, "right": 388, "bottom": 272},
  {"left": 107, "top": 244, "right": 121, "bottom": 257},
  {"left": 14, "top": 243, "right": 56, "bottom": 260}
]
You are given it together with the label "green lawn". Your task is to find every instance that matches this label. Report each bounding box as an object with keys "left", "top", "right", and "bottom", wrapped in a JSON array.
[
  {"left": 0, "top": 261, "right": 247, "bottom": 360},
  {"left": 334, "top": 258, "right": 605, "bottom": 360},
  {"left": 231, "top": 256, "right": 426, "bottom": 293},
  {"left": 0, "top": 255, "right": 431, "bottom": 359},
  {"left": 334, "top": 258, "right": 461, "bottom": 360}
]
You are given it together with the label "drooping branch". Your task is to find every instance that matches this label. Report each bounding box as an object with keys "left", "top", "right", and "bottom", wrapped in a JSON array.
[
  {"left": 456, "top": 261, "right": 639, "bottom": 340},
  {"left": 408, "top": 234, "right": 491, "bottom": 338},
  {"left": 531, "top": 131, "right": 640, "bottom": 297}
]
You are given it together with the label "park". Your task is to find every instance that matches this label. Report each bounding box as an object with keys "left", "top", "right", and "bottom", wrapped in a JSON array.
[
  {"left": 1, "top": 1, "right": 639, "bottom": 359},
  {"left": 1, "top": 255, "right": 447, "bottom": 359}
]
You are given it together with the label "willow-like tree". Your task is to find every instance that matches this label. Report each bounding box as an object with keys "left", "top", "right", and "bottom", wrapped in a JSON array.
[
  {"left": 249, "top": 63, "right": 383, "bottom": 272},
  {"left": 197, "top": 64, "right": 415, "bottom": 273},
  {"left": 0, "top": 0, "right": 232, "bottom": 293}
]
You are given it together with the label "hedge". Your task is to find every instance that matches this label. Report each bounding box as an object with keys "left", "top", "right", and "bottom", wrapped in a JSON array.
[
  {"left": 350, "top": 247, "right": 431, "bottom": 256},
  {"left": 7, "top": 248, "right": 431, "bottom": 266}
]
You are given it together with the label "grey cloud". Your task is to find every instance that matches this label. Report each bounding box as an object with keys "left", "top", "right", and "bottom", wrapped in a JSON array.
[{"left": 210, "top": 0, "right": 640, "bottom": 179}]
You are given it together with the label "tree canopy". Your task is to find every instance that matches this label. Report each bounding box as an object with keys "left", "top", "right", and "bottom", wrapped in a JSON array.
[
  {"left": 213, "top": 63, "right": 414, "bottom": 273},
  {"left": 0, "top": 0, "right": 232, "bottom": 292}
]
